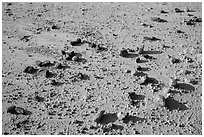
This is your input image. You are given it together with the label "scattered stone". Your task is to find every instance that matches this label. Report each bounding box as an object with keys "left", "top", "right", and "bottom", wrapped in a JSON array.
[
  {"left": 24, "top": 66, "right": 38, "bottom": 74},
  {"left": 151, "top": 17, "right": 167, "bottom": 23},
  {"left": 7, "top": 106, "right": 32, "bottom": 115},
  {"left": 70, "top": 38, "right": 82, "bottom": 46},
  {"left": 94, "top": 110, "right": 105, "bottom": 123},
  {"left": 175, "top": 8, "right": 185, "bottom": 13},
  {"left": 120, "top": 49, "right": 129, "bottom": 57}
]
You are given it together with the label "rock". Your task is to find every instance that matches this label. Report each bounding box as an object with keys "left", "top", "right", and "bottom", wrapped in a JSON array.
[
  {"left": 136, "top": 57, "right": 144, "bottom": 63},
  {"left": 171, "top": 58, "right": 180, "bottom": 64},
  {"left": 66, "top": 51, "right": 76, "bottom": 60},
  {"left": 151, "top": 17, "right": 167, "bottom": 23},
  {"left": 175, "top": 8, "right": 185, "bottom": 13},
  {"left": 117, "top": 112, "right": 126, "bottom": 120},
  {"left": 138, "top": 45, "right": 144, "bottom": 54},
  {"left": 120, "top": 49, "right": 128, "bottom": 57},
  {"left": 194, "top": 17, "right": 202, "bottom": 22},
  {"left": 154, "top": 95, "right": 166, "bottom": 107},
  {"left": 169, "top": 78, "right": 178, "bottom": 88},
  {"left": 72, "top": 56, "right": 79, "bottom": 61},
  {"left": 24, "top": 66, "right": 38, "bottom": 74},
  {"left": 143, "top": 36, "right": 161, "bottom": 41},
  {"left": 136, "top": 65, "right": 142, "bottom": 71},
  {"left": 70, "top": 38, "right": 82, "bottom": 46},
  {"left": 94, "top": 110, "right": 105, "bottom": 123},
  {"left": 7, "top": 106, "right": 32, "bottom": 115},
  {"left": 45, "top": 70, "right": 55, "bottom": 78},
  {"left": 35, "top": 95, "right": 44, "bottom": 102},
  {"left": 160, "top": 10, "right": 169, "bottom": 14},
  {"left": 38, "top": 60, "right": 53, "bottom": 67},
  {"left": 138, "top": 75, "right": 147, "bottom": 85}
]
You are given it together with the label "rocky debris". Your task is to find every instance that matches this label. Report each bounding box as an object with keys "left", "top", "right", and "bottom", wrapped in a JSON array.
[
  {"left": 24, "top": 66, "right": 38, "bottom": 74},
  {"left": 7, "top": 105, "right": 32, "bottom": 115},
  {"left": 35, "top": 95, "right": 45, "bottom": 102},
  {"left": 70, "top": 38, "right": 83, "bottom": 46},
  {"left": 151, "top": 17, "right": 167, "bottom": 23},
  {"left": 94, "top": 110, "right": 105, "bottom": 123},
  {"left": 45, "top": 70, "right": 55, "bottom": 78},
  {"left": 120, "top": 49, "right": 129, "bottom": 57},
  {"left": 141, "top": 23, "right": 153, "bottom": 28},
  {"left": 185, "top": 19, "right": 196, "bottom": 25},
  {"left": 160, "top": 10, "right": 169, "bottom": 14},
  {"left": 175, "top": 8, "right": 185, "bottom": 13},
  {"left": 143, "top": 36, "right": 161, "bottom": 41}
]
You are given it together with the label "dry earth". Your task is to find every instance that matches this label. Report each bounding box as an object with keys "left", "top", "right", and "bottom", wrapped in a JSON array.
[{"left": 2, "top": 2, "right": 202, "bottom": 135}]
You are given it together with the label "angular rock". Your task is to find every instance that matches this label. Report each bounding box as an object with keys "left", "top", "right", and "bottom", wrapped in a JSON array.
[
  {"left": 70, "top": 38, "right": 82, "bottom": 46},
  {"left": 45, "top": 70, "right": 55, "bottom": 78},
  {"left": 151, "top": 17, "right": 167, "bottom": 23}
]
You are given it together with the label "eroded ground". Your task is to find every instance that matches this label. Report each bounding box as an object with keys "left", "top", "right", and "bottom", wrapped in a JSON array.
[{"left": 2, "top": 2, "right": 202, "bottom": 135}]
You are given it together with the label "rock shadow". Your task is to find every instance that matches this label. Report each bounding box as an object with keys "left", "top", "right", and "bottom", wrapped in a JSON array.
[{"left": 165, "top": 97, "right": 189, "bottom": 111}]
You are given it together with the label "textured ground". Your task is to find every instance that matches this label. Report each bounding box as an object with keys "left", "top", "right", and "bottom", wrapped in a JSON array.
[{"left": 2, "top": 2, "right": 202, "bottom": 135}]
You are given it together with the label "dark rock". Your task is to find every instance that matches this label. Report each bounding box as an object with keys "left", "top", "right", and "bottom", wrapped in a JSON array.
[
  {"left": 51, "top": 25, "right": 60, "bottom": 30},
  {"left": 177, "top": 30, "right": 184, "bottom": 33},
  {"left": 24, "top": 66, "right": 38, "bottom": 74},
  {"left": 120, "top": 49, "right": 128, "bottom": 57},
  {"left": 194, "top": 17, "right": 202, "bottom": 22},
  {"left": 38, "top": 60, "right": 54, "bottom": 67},
  {"left": 20, "top": 35, "right": 31, "bottom": 42},
  {"left": 50, "top": 80, "right": 63, "bottom": 86},
  {"left": 186, "top": 20, "right": 196, "bottom": 25}
]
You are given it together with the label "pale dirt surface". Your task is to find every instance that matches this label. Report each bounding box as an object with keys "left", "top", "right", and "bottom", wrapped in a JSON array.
[{"left": 2, "top": 2, "right": 202, "bottom": 135}]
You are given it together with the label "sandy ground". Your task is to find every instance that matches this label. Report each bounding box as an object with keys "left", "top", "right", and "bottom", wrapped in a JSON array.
[{"left": 2, "top": 2, "right": 202, "bottom": 135}]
